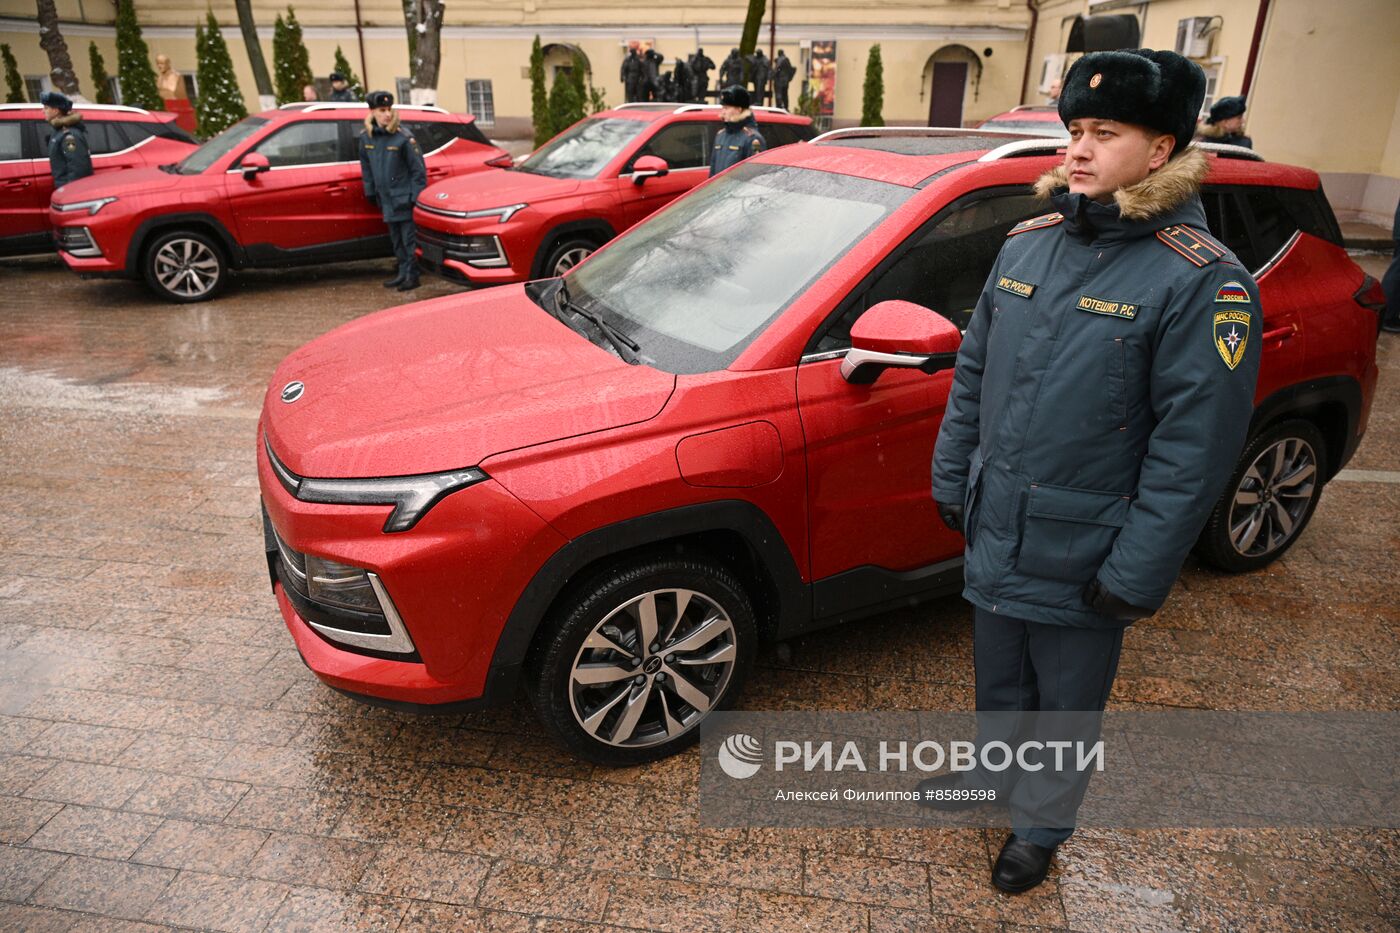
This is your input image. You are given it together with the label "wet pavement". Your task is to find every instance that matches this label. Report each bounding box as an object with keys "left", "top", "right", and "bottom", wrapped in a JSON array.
[{"left": 0, "top": 253, "right": 1397, "bottom": 931}]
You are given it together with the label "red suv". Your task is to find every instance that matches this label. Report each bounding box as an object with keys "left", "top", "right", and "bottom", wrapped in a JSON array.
[
  {"left": 1, "top": 103, "right": 197, "bottom": 257},
  {"left": 259, "top": 129, "right": 1381, "bottom": 764},
  {"left": 412, "top": 103, "right": 814, "bottom": 285},
  {"left": 48, "top": 102, "right": 509, "bottom": 302},
  {"left": 976, "top": 105, "right": 1069, "bottom": 137}
]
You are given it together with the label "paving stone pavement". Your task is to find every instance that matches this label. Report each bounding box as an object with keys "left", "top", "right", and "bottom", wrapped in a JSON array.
[{"left": 0, "top": 254, "right": 1396, "bottom": 932}]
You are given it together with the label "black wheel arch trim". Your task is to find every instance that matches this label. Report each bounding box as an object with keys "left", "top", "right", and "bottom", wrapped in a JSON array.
[
  {"left": 127, "top": 212, "right": 244, "bottom": 276},
  {"left": 1248, "top": 375, "right": 1363, "bottom": 479},
  {"left": 530, "top": 219, "right": 616, "bottom": 280}
]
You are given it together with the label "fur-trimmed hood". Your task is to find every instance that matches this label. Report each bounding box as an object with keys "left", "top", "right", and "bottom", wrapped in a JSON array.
[
  {"left": 1033, "top": 146, "right": 1208, "bottom": 222},
  {"left": 48, "top": 112, "right": 84, "bottom": 130}
]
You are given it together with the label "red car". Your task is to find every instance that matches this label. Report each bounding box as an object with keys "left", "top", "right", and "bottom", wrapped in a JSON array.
[
  {"left": 976, "top": 105, "right": 1069, "bottom": 137},
  {"left": 412, "top": 102, "right": 814, "bottom": 285},
  {"left": 47, "top": 102, "right": 510, "bottom": 302},
  {"left": 259, "top": 128, "right": 1382, "bottom": 764},
  {"left": 1, "top": 103, "right": 197, "bottom": 257}
]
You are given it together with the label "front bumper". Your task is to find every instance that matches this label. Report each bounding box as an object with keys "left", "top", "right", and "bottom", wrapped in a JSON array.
[
  {"left": 413, "top": 209, "right": 531, "bottom": 285},
  {"left": 51, "top": 218, "right": 127, "bottom": 275},
  {"left": 257, "top": 432, "right": 568, "bottom": 707}
]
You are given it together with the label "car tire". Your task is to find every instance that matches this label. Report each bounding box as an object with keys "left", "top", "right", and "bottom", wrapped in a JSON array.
[
  {"left": 142, "top": 229, "right": 227, "bottom": 303},
  {"left": 526, "top": 556, "right": 757, "bottom": 766},
  {"left": 1194, "top": 419, "right": 1327, "bottom": 573},
  {"left": 540, "top": 235, "right": 599, "bottom": 279}
]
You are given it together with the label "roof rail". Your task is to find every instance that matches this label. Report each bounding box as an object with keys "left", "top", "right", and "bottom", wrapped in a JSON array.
[
  {"left": 0, "top": 102, "right": 150, "bottom": 114},
  {"left": 976, "top": 138, "right": 1067, "bottom": 161},
  {"left": 1191, "top": 141, "right": 1264, "bottom": 162},
  {"left": 811, "top": 125, "right": 1040, "bottom": 145},
  {"left": 278, "top": 101, "right": 450, "bottom": 115},
  {"left": 613, "top": 102, "right": 791, "bottom": 115},
  {"left": 1009, "top": 104, "right": 1056, "bottom": 112}
]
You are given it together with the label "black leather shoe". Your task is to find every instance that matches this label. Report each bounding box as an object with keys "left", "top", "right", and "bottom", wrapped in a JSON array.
[
  {"left": 382, "top": 274, "right": 404, "bottom": 288},
  {"left": 915, "top": 772, "right": 997, "bottom": 812},
  {"left": 992, "top": 835, "right": 1055, "bottom": 893},
  {"left": 396, "top": 278, "right": 421, "bottom": 292}
]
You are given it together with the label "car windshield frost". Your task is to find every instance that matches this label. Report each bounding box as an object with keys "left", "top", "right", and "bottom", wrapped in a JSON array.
[
  {"left": 566, "top": 163, "right": 912, "bottom": 373},
  {"left": 176, "top": 116, "right": 268, "bottom": 174},
  {"left": 515, "top": 117, "right": 647, "bottom": 179}
]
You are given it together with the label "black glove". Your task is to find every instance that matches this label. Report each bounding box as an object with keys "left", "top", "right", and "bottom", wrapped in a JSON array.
[
  {"left": 1084, "top": 578, "right": 1152, "bottom": 622},
  {"left": 937, "top": 502, "right": 965, "bottom": 534}
]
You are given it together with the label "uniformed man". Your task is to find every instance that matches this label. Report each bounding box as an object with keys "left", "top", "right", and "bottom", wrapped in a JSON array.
[
  {"left": 328, "top": 72, "right": 357, "bottom": 103},
  {"left": 1198, "top": 94, "right": 1251, "bottom": 149},
  {"left": 358, "top": 90, "right": 427, "bottom": 292},
  {"left": 40, "top": 92, "right": 92, "bottom": 190},
  {"left": 710, "top": 86, "right": 765, "bottom": 177},
  {"left": 920, "top": 49, "right": 1262, "bottom": 893}
]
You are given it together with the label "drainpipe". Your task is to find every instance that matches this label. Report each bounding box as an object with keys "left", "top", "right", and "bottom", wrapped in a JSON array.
[
  {"left": 1240, "top": 0, "right": 1271, "bottom": 98},
  {"left": 353, "top": 0, "right": 370, "bottom": 88},
  {"left": 1020, "top": 0, "right": 1039, "bottom": 105}
]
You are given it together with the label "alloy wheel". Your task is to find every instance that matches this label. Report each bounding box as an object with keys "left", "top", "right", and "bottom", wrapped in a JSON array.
[
  {"left": 553, "top": 246, "right": 592, "bottom": 276},
  {"left": 568, "top": 588, "right": 737, "bottom": 749},
  {"left": 153, "top": 238, "right": 221, "bottom": 299},
  {"left": 1227, "top": 436, "right": 1317, "bottom": 558}
]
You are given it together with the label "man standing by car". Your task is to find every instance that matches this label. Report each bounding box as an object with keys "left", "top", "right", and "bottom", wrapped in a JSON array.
[
  {"left": 40, "top": 92, "right": 92, "bottom": 190},
  {"left": 710, "top": 86, "right": 765, "bottom": 177},
  {"left": 922, "top": 49, "right": 1261, "bottom": 893},
  {"left": 328, "top": 72, "right": 357, "bottom": 102},
  {"left": 359, "top": 90, "right": 427, "bottom": 292},
  {"left": 1197, "top": 95, "right": 1251, "bottom": 149}
]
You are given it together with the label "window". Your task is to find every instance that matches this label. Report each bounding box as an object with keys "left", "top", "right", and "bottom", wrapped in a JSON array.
[
  {"left": 465, "top": 80, "right": 495, "bottom": 127},
  {"left": 34, "top": 118, "right": 127, "bottom": 155},
  {"left": 395, "top": 78, "right": 412, "bottom": 104},
  {"left": 1201, "top": 188, "right": 1255, "bottom": 270},
  {"left": 404, "top": 121, "right": 455, "bottom": 154},
  {"left": 757, "top": 123, "right": 804, "bottom": 149},
  {"left": 254, "top": 120, "right": 343, "bottom": 167},
  {"left": 515, "top": 117, "right": 647, "bottom": 179},
  {"left": 1239, "top": 186, "right": 1300, "bottom": 268},
  {"left": 632, "top": 122, "right": 709, "bottom": 171},
  {"left": 814, "top": 190, "right": 1041, "bottom": 352},
  {"left": 24, "top": 76, "right": 47, "bottom": 102},
  {"left": 0, "top": 122, "right": 22, "bottom": 160},
  {"left": 1276, "top": 186, "right": 1343, "bottom": 247}
]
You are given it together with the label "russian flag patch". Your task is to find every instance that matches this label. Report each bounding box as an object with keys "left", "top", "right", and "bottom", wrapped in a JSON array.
[{"left": 1214, "top": 281, "right": 1251, "bottom": 303}]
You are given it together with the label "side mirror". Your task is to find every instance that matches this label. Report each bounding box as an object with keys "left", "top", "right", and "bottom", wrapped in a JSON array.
[
  {"left": 240, "top": 152, "right": 270, "bottom": 180},
  {"left": 840, "top": 300, "right": 962, "bottom": 385},
  {"left": 631, "top": 155, "right": 670, "bottom": 185}
]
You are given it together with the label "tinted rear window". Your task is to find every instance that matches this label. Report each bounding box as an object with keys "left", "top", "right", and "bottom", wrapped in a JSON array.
[
  {"left": 0, "top": 121, "right": 21, "bottom": 160},
  {"left": 35, "top": 119, "right": 127, "bottom": 154},
  {"left": 404, "top": 120, "right": 489, "bottom": 153}
]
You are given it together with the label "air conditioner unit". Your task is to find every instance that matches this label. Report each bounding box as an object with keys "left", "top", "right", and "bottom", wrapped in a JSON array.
[
  {"left": 1175, "top": 17, "right": 1213, "bottom": 58},
  {"left": 1039, "top": 53, "right": 1070, "bottom": 93}
]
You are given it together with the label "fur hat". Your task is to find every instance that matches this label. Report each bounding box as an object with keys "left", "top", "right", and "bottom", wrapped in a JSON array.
[
  {"left": 366, "top": 90, "right": 394, "bottom": 109},
  {"left": 719, "top": 85, "right": 751, "bottom": 109},
  {"left": 329, "top": 71, "right": 346, "bottom": 83},
  {"left": 1058, "top": 49, "right": 1206, "bottom": 155},
  {"left": 40, "top": 91, "right": 73, "bottom": 114},
  {"left": 1206, "top": 95, "right": 1246, "bottom": 124}
]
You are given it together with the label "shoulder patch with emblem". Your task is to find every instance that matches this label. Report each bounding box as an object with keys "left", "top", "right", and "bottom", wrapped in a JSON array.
[
  {"left": 1007, "top": 212, "right": 1063, "bottom": 236},
  {"left": 1214, "top": 281, "right": 1251, "bottom": 303},
  {"left": 1213, "top": 308, "right": 1250, "bottom": 370},
  {"left": 1156, "top": 224, "right": 1225, "bottom": 267},
  {"left": 63, "top": 138, "right": 77, "bottom": 152}
]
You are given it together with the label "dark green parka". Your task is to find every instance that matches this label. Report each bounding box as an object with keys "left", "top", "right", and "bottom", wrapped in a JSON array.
[
  {"left": 710, "top": 111, "right": 764, "bottom": 176},
  {"left": 48, "top": 112, "right": 93, "bottom": 189},
  {"left": 358, "top": 119, "right": 427, "bottom": 223},
  {"left": 931, "top": 148, "right": 1262, "bottom": 627}
]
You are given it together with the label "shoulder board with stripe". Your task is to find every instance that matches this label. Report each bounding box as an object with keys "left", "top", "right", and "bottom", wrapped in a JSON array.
[
  {"left": 1156, "top": 224, "right": 1227, "bottom": 267},
  {"left": 1006, "top": 212, "right": 1063, "bottom": 237}
]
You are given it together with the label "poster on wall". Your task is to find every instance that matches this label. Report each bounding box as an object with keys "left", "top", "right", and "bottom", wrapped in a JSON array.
[{"left": 809, "top": 40, "right": 837, "bottom": 120}]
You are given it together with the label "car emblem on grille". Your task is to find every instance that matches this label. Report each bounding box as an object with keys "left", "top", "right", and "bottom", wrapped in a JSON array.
[
  {"left": 281, "top": 381, "right": 304, "bottom": 403},
  {"left": 436, "top": 192, "right": 449, "bottom": 200}
]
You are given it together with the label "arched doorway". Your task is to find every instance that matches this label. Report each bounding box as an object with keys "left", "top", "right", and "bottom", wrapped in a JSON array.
[
  {"left": 542, "top": 43, "right": 592, "bottom": 87},
  {"left": 923, "top": 45, "right": 982, "bottom": 127}
]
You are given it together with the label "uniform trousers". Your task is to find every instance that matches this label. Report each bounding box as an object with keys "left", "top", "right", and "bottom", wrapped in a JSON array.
[
  {"left": 971, "top": 607, "right": 1124, "bottom": 848},
  {"left": 388, "top": 220, "right": 418, "bottom": 283}
]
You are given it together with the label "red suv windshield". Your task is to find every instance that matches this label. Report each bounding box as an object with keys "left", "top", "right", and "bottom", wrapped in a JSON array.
[
  {"left": 514, "top": 117, "right": 649, "bottom": 178},
  {"left": 565, "top": 162, "right": 912, "bottom": 373},
  {"left": 176, "top": 116, "right": 269, "bottom": 174}
]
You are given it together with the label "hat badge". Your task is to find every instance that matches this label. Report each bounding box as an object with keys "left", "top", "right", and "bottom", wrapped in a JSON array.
[{"left": 1089, "top": 73, "right": 1103, "bottom": 89}]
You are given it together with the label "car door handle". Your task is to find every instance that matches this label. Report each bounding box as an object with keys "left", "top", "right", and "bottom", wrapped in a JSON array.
[
  {"left": 427, "top": 168, "right": 448, "bottom": 178},
  {"left": 1262, "top": 324, "right": 1296, "bottom": 343},
  {"left": 324, "top": 184, "right": 348, "bottom": 194},
  {"left": 1, "top": 179, "right": 30, "bottom": 189}
]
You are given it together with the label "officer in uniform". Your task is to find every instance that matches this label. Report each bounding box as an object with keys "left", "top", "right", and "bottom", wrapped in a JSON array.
[
  {"left": 1198, "top": 94, "right": 1251, "bottom": 149},
  {"left": 921, "top": 49, "right": 1262, "bottom": 893},
  {"left": 358, "top": 90, "right": 427, "bottom": 291},
  {"left": 41, "top": 91, "right": 92, "bottom": 190},
  {"left": 710, "top": 86, "right": 765, "bottom": 177},
  {"left": 328, "top": 72, "right": 357, "bottom": 102}
]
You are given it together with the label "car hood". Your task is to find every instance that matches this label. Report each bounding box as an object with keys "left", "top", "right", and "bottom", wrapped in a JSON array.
[
  {"left": 419, "top": 168, "right": 583, "bottom": 212},
  {"left": 52, "top": 167, "right": 185, "bottom": 204},
  {"left": 262, "top": 286, "right": 675, "bottom": 478}
]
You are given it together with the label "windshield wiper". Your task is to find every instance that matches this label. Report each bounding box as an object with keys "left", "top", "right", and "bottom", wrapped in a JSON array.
[{"left": 556, "top": 278, "right": 640, "bottom": 364}]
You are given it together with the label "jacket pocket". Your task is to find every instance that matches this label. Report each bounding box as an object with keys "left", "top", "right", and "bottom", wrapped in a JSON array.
[
  {"left": 1015, "top": 482, "right": 1132, "bottom": 583},
  {"left": 963, "top": 449, "right": 985, "bottom": 549},
  {"left": 1107, "top": 337, "right": 1127, "bottom": 429}
]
